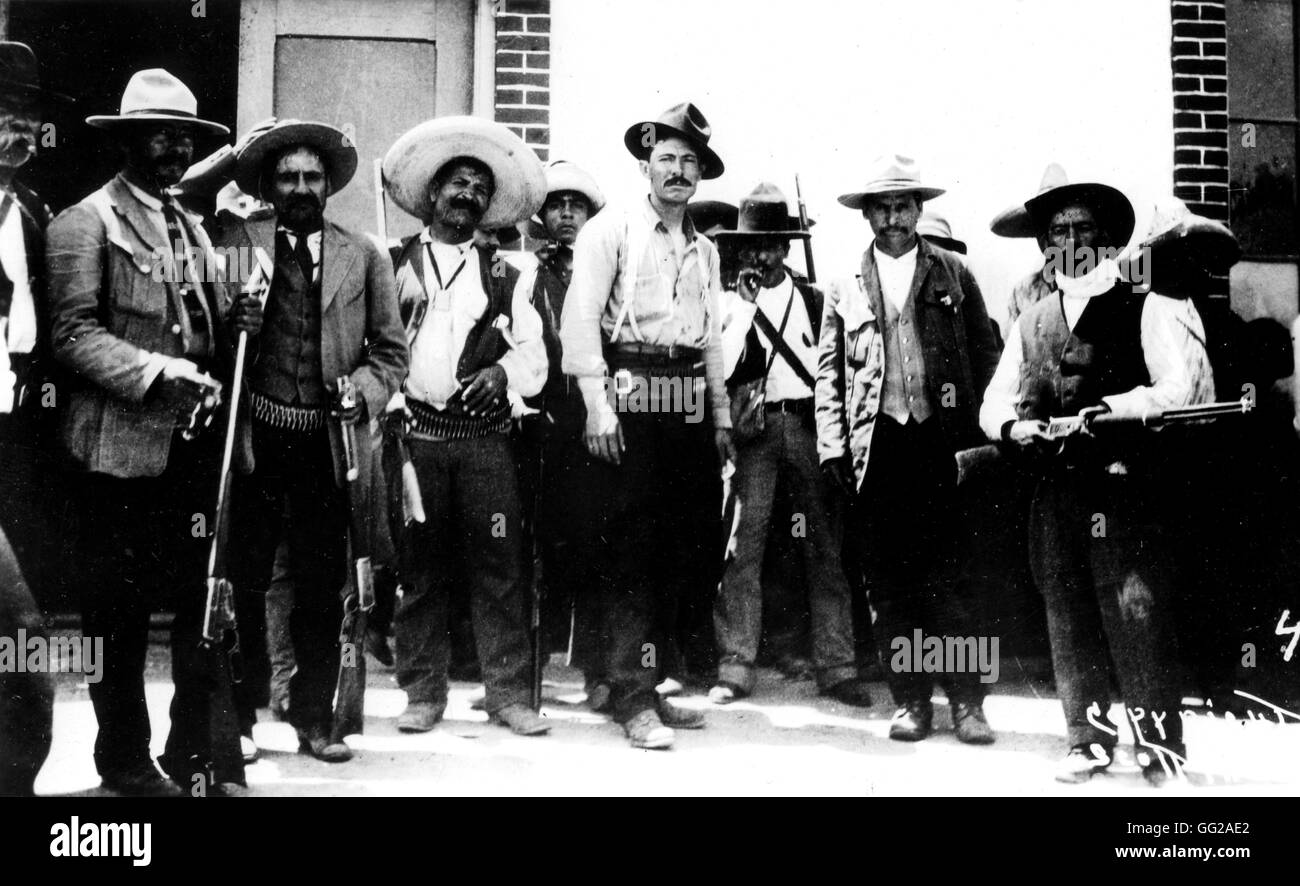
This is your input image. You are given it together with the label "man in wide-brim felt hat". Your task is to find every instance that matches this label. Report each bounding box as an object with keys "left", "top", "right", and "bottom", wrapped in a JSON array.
[
  {"left": 381, "top": 116, "right": 552, "bottom": 739},
  {"left": 818, "top": 153, "right": 1001, "bottom": 746},
  {"left": 214, "top": 117, "right": 407, "bottom": 765},
  {"left": 711, "top": 182, "right": 874, "bottom": 709},
  {"left": 46, "top": 68, "right": 261, "bottom": 796},
  {"left": 559, "top": 101, "right": 733, "bottom": 749}
]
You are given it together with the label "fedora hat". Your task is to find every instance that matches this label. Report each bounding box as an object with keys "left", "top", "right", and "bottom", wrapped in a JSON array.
[
  {"left": 86, "top": 68, "right": 228, "bottom": 136},
  {"left": 917, "top": 210, "right": 966, "bottom": 254},
  {"left": 1006, "top": 163, "right": 1135, "bottom": 246},
  {"left": 837, "top": 154, "right": 945, "bottom": 209},
  {"left": 383, "top": 115, "right": 546, "bottom": 228},
  {"left": 0, "top": 42, "right": 72, "bottom": 103},
  {"left": 623, "top": 101, "right": 724, "bottom": 179},
  {"left": 687, "top": 200, "right": 739, "bottom": 240},
  {"left": 235, "top": 119, "right": 359, "bottom": 197},
  {"left": 715, "top": 182, "right": 810, "bottom": 241},
  {"left": 525, "top": 159, "right": 605, "bottom": 239}
]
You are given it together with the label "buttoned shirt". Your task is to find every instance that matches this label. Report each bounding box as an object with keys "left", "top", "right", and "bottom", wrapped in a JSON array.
[
  {"left": 873, "top": 241, "right": 918, "bottom": 314},
  {"left": 720, "top": 272, "right": 815, "bottom": 402},
  {"left": 405, "top": 231, "right": 546, "bottom": 407},
  {"left": 0, "top": 191, "right": 34, "bottom": 354},
  {"left": 560, "top": 196, "right": 729, "bottom": 427}
]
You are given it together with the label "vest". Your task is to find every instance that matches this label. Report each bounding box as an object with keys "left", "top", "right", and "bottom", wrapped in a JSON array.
[
  {"left": 880, "top": 291, "right": 933, "bottom": 424},
  {"left": 249, "top": 234, "right": 326, "bottom": 406},
  {"left": 1016, "top": 285, "right": 1149, "bottom": 421},
  {"left": 531, "top": 248, "right": 570, "bottom": 397}
]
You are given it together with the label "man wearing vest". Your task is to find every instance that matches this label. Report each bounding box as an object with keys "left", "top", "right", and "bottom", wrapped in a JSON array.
[
  {"left": 980, "top": 181, "right": 1213, "bottom": 786},
  {"left": 515, "top": 160, "right": 612, "bottom": 709},
  {"left": 560, "top": 102, "right": 735, "bottom": 749},
  {"left": 219, "top": 119, "right": 407, "bottom": 764},
  {"left": 712, "top": 182, "right": 869, "bottom": 707},
  {"left": 382, "top": 117, "right": 550, "bottom": 738},
  {"left": 817, "top": 155, "right": 1000, "bottom": 745},
  {"left": 47, "top": 70, "right": 263, "bottom": 795},
  {"left": 0, "top": 41, "right": 62, "bottom": 797}
]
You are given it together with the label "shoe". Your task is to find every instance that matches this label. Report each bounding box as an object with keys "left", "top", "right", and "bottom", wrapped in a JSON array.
[
  {"left": 776, "top": 655, "right": 816, "bottom": 681},
  {"left": 952, "top": 702, "right": 995, "bottom": 745},
  {"left": 821, "top": 678, "right": 874, "bottom": 708},
  {"left": 365, "top": 626, "right": 394, "bottom": 667},
  {"left": 655, "top": 676, "right": 684, "bottom": 697},
  {"left": 888, "top": 701, "right": 934, "bottom": 742},
  {"left": 708, "top": 682, "right": 748, "bottom": 705},
  {"left": 397, "top": 701, "right": 445, "bottom": 733},
  {"left": 585, "top": 681, "right": 612, "bottom": 713},
  {"left": 492, "top": 703, "right": 551, "bottom": 736},
  {"left": 101, "top": 765, "right": 185, "bottom": 797},
  {"left": 240, "top": 735, "right": 259, "bottom": 764},
  {"left": 1055, "top": 743, "right": 1113, "bottom": 784},
  {"left": 624, "top": 709, "right": 675, "bottom": 749},
  {"left": 656, "top": 699, "right": 705, "bottom": 729},
  {"left": 297, "top": 727, "right": 353, "bottom": 763}
]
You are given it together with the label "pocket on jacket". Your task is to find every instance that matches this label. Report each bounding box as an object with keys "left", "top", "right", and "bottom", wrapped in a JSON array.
[
  {"left": 843, "top": 321, "right": 878, "bottom": 366},
  {"left": 108, "top": 242, "right": 167, "bottom": 321}
]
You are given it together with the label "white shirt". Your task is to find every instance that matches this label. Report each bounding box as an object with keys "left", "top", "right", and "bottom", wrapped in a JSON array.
[
  {"left": 873, "top": 241, "right": 918, "bottom": 314},
  {"left": 405, "top": 231, "right": 547, "bottom": 407},
  {"left": 979, "top": 292, "right": 1217, "bottom": 438},
  {"left": 0, "top": 193, "right": 35, "bottom": 354},
  {"left": 720, "top": 272, "right": 816, "bottom": 402},
  {"left": 277, "top": 227, "right": 322, "bottom": 283}
]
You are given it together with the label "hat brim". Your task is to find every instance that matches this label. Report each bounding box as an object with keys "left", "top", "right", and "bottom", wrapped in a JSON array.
[
  {"left": 1142, "top": 220, "right": 1242, "bottom": 274},
  {"left": 383, "top": 116, "right": 546, "bottom": 228},
  {"left": 235, "top": 122, "right": 358, "bottom": 197},
  {"left": 622, "top": 122, "right": 724, "bottom": 179},
  {"left": 0, "top": 77, "right": 74, "bottom": 104},
  {"left": 1025, "top": 182, "right": 1135, "bottom": 246},
  {"left": 923, "top": 234, "right": 967, "bottom": 255},
  {"left": 715, "top": 226, "right": 811, "bottom": 241},
  {"left": 86, "top": 113, "right": 229, "bottom": 137},
  {"left": 990, "top": 203, "right": 1038, "bottom": 238},
  {"left": 837, "top": 184, "right": 945, "bottom": 208}
]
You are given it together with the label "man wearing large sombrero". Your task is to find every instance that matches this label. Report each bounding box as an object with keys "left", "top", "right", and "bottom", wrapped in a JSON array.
[
  {"left": 979, "top": 183, "right": 1214, "bottom": 785},
  {"left": 817, "top": 154, "right": 1000, "bottom": 745},
  {"left": 217, "top": 118, "right": 407, "bottom": 765},
  {"left": 559, "top": 101, "right": 732, "bottom": 749},
  {"left": 711, "top": 182, "right": 870, "bottom": 708},
  {"left": 382, "top": 116, "right": 550, "bottom": 738},
  {"left": 0, "top": 40, "right": 66, "bottom": 797},
  {"left": 47, "top": 69, "right": 262, "bottom": 795}
]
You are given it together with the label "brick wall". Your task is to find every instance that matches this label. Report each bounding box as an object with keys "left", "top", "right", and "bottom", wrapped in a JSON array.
[
  {"left": 495, "top": 0, "right": 551, "bottom": 163},
  {"left": 1171, "top": 1, "right": 1230, "bottom": 222}
]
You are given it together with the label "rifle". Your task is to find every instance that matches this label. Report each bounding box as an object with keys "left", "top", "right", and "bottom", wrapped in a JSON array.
[
  {"left": 529, "top": 432, "right": 545, "bottom": 712},
  {"left": 199, "top": 255, "right": 269, "bottom": 787},
  {"left": 1043, "top": 398, "right": 1254, "bottom": 439},
  {"left": 332, "top": 375, "right": 375, "bottom": 743},
  {"left": 795, "top": 174, "right": 816, "bottom": 284}
]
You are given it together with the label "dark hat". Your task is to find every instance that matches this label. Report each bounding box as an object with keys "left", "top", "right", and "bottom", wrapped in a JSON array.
[
  {"left": 917, "top": 210, "right": 966, "bottom": 254},
  {"left": 687, "top": 201, "right": 738, "bottom": 239},
  {"left": 715, "top": 182, "right": 809, "bottom": 241},
  {"left": 1019, "top": 165, "right": 1135, "bottom": 246},
  {"left": 0, "top": 42, "right": 71, "bottom": 103},
  {"left": 623, "top": 101, "right": 724, "bottom": 179},
  {"left": 235, "top": 119, "right": 359, "bottom": 197}
]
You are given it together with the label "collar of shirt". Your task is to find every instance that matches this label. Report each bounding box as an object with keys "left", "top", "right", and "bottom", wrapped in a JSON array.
[
  {"left": 642, "top": 194, "right": 698, "bottom": 242},
  {"left": 123, "top": 177, "right": 166, "bottom": 213},
  {"left": 278, "top": 225, "right": 323, "bottom": 267},
  {"left": 873, "top": 241, "right": 918, "bottom": 313}
]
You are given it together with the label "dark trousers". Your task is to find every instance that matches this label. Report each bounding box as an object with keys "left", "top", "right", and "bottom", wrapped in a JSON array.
[
  {"left": 0, "top": 525, "right": 52, "bottom": 795},
  {"left": 394, "top": 434, "right": 532, "bottom": 713},
  {"left": 231, "top": 423, "right": 347, "bottom": 733},
  {"left": 77, "top": 434, "right": 241, "bottom": 781},
  {"left": 854, "top": 417, "right": 985, "bottom": 706},
  {"left": 1030, "top": 466, "right": 1184, "bottom": 756},
  {"left": 584, "top": 405, "right": 720, "bottom": 723},
  {"left": 716, "top": 412, "right": 856, "bottom": 693}
]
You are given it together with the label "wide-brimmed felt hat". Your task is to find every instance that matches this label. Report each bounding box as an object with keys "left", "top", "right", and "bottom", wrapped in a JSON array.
[
  {"left": 623, "top": 101, "right": 724, "bottom": 179},
  {"left": 176, "top": 144, "right": 236, "bottom": 199},
  {"left": 86, "top": 69, "right": 228, "bottom": 136},
  {"left": 917, "top": 210, "right": 966, "bottom": 254},
  {"left": 383, "top": 115, "right": 546, "bottom": 228},
  {"left": 1123, "top": 197, "right": 1241, "bottom": 288},
  {"left": 715, "top": 182, "right": 810, "bottom": 241},
  {"left": 687, "top": 201, "right": 738, "bottom": 240},
  {"left": 525, "top": 159, "right": 605, "bottom": 239},
  {"left": 235, "top": 119, "right": 359, "bottom": 197},
  {"left": 0, "top": 42, "right": 72, "bottom": 103},
  {"left": 838, "top": 154, "right": 945, "bottom": 208},
  {"left": 1017, "top": 164, "right": 1135, "bottom": 247}
]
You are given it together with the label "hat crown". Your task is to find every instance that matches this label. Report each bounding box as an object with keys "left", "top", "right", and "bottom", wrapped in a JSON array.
[
  {"left": 1144, "top": 196, "right": 1193, "bottom": 241},
  {"left": 652, "top": 101, "right": 712, "bottom": 148},
  {"left": 735, "top": 182, "right": 793, "bottom": 233},
  {"left": 917, "top": 211, "right": 954, "bottom": 240},
  {"left": 864, "top": 153, "right": 927, "bottom": 189},
  {"left": 1037, "top": 163, "right": 1070, "bottom": 194},
  {"left": 119, "top": 68, "right": 198, "bottom": 118},
  {"left": 0, "top": 42, "right": 39, "bottom": 92}
]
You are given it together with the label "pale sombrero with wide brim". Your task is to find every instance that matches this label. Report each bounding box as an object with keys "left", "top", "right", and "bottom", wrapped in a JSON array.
[
  {"left": 525, "top": 159, "right": 605, "bottom": 240},
  {"left": 234, "top": 119, "right": 359, "bottom": 198},
  {"left": 383, "top": 116, "right": 546, "bottom": 228}
]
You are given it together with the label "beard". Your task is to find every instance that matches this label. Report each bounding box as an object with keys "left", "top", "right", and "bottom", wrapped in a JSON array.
[
  {"left": 280, "top": 193, "right": 325, "bottom": 231},
  {"left": 0, "top": 112, "right": 38, "bottom": 170}
]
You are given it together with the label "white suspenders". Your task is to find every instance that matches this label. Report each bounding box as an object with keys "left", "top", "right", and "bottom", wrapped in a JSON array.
[{"left": 607, "top": 210, "right": 714, "bottom": 345}]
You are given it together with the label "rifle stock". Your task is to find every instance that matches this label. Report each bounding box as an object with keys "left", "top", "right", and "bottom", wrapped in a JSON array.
[{"left": 332, "top": 375, "right": 373, "bottom": 742}]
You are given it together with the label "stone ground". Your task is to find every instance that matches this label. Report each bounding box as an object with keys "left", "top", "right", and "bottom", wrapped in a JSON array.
[{"left": 31, "top": 635, "right": 1300, "bottom": 797}]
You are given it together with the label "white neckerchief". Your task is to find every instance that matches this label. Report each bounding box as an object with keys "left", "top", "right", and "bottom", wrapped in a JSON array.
[{"left": 1056, "top": 258, "right": 1119, "bottom": 330}]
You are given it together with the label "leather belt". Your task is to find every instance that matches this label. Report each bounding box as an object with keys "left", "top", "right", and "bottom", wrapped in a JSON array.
[
  {"left": 765, "top": 397, "right": 813, "bottom": 416},
  {"left": 606, "top": 342, "right": 704, "bottom": 365},
  {"left": 250, "top": 390, "right": 328, "bottom": 433}
]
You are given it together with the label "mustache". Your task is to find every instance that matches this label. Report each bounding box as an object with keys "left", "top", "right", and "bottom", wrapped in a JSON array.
[{"left": 665, "top": 177, "right": 691, "bottom": 188}]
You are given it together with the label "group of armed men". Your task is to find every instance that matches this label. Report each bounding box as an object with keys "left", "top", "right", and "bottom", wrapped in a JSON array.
[{"left": 0, "top": 43, "right": 1294, "bottom": 797}]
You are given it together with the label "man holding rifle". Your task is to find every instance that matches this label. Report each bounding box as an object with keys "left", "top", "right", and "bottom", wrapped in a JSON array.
[
  {"left": 712, "top": 182, "right": 867, "bottom": 706},
  {"left": 220, "top": 119, "right": 407, "bottom": 764},
  {"left": 47, "top": 70, "right": 261, "bottom": 795},
  {"left": 978, "top": 179, "right": 1214, "bottom": 785}
]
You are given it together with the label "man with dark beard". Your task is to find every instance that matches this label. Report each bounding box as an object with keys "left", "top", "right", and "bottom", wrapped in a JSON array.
[
  {"left": 47, "top": 69, "right": 262, "bottom": 795},
  {"left": 219, "top": 120, "right": 407, "bottom": 763},
  {"left": 0, "top": 41, "right": 61, "bottom": 797}
]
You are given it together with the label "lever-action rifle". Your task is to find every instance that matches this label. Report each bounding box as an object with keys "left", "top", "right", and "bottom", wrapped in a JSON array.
[{"left": 1043, "top": 398, "right": 1254, "bottom": 439}]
